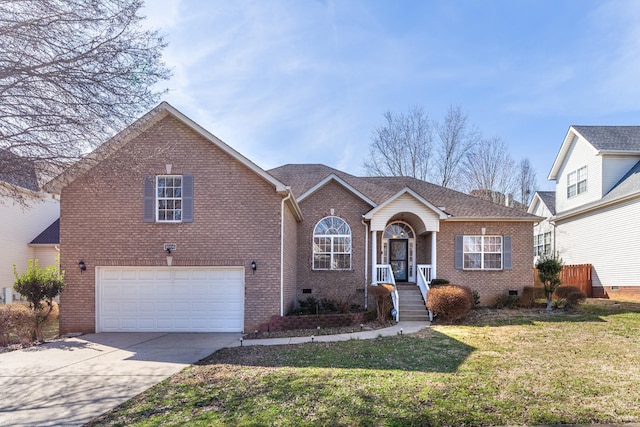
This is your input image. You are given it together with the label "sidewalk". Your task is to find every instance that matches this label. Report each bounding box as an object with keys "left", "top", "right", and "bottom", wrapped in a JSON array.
[{"left": 236, "top": 321, "right": 430, "bottom": 347}]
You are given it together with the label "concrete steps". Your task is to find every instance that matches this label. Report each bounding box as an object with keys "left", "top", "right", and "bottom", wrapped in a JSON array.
[{"left": 395, "top": 284, "right": 431, "bottom": 321}]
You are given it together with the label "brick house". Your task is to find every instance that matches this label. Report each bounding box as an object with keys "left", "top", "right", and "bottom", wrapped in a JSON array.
[{"left": 46, "top": 103, "right": 539, "bottom": 334}]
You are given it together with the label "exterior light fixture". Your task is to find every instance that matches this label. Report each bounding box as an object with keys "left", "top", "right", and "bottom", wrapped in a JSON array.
[
  {"left": 251, "top": 260, "right": 257, "bottom": 273},
  {"left": 78, "top": 260, "right": 86, "bottom": 273}
]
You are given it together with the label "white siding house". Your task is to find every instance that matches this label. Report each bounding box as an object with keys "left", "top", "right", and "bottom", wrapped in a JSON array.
[
  {"left": 528, "top": 191, "right": 555, "bottom": 263},
  {"left": 0, "top": 154, "right": 60, "bottom": 303},
  {"left": 547, "top": 126, "right": 640, "bottom": 299}
]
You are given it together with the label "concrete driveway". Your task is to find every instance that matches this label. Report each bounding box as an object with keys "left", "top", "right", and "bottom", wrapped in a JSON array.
[{"left": 0, "top": 332, "right": 242, "bottom": 427}]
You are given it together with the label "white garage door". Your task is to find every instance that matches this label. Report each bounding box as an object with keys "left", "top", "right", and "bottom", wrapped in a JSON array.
[{"left": 96, "top": 267, "right": 244, "bottom": 332}]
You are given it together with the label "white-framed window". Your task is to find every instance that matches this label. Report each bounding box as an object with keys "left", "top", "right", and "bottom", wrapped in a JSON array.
[
  {"left": 463, "top": 235, "right": 503, "bottom": 270},
  {"left": 313, "top": 216, "right": 352, "bottom": 270},
  {"left": 534, "top": 232, "right": 551, "bottom": 257},
  {"left": 156, "top": 175, "right": 182, "bottom": 222},
  {"left": 567, "top": 166, "right": 587, "bottom": 198}
]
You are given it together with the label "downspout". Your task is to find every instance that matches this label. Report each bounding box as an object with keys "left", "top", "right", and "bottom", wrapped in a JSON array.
[
  {"left": 361, "top": 217, "right": 369, "bottom": 310},
  {"left": 280, "top": 190, "right": 292, "bottom": 317}
]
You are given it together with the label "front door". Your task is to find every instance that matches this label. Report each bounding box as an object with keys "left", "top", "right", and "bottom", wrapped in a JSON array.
[{"left": 389, "top": 239, "right": 408, "bottom": 282}]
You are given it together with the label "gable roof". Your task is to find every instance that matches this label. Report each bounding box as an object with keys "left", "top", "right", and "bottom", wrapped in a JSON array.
[
  {"left": 549, "top": 126, "right": 640, "bottom": 180},
  {"left": 30, "top": 219, "right": 60, "bottom": 245},
  {"left": 527, "top": 191, "right": 556, "bottom": 216},
  {"left": 0, "top": 149, "right": 39, "bottom": 192},
  {"left": 572, "top": 126, "right": 640, "bottom": 151},
  {"left": 269, "top": 164, "right": 539, "bottom": 221},
  {"left": 44, "top": 102, "right": 303, "bottom": 220}
]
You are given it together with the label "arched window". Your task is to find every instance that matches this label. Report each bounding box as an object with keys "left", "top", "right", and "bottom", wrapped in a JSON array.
[
  {"left": 383, "top": 222, "right": 414, "bottom": 239},
  {"left": 313, "top": 216, "right": 352, "bottom": 270}
]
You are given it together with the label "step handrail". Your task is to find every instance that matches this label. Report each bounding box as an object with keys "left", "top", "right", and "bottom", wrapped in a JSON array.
[
  {"left": 417, "top": 264, "right": 433, "bottom": 321},
  {"left": 375, "top": 264, "right": 399, "bottom": 322}
]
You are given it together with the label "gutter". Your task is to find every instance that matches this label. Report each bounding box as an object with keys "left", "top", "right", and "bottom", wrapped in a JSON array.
[
  {"left": 553, "top": 191, "right": 640, "bottom": 222},
  {"left": 361, "top": 217, "right": 369, "bottom": 310},
  {"left": 280, "top": 189, "right": 292, "bottom": 317}
]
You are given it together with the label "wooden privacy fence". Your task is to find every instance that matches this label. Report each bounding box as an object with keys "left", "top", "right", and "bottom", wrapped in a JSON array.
[{"left": 533, "top": 264, "right": 593, "bottom": 297}]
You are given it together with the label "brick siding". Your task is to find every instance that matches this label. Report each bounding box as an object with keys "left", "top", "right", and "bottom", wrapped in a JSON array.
[
  {"left": 437, "top": 221, "right": 534, "bottom": 304},
  {"left": 59, "top": 115, "right": 287, "bottom": 333},
  {"left": 295, "top": 180, "right": 372, "bottom": 311}
]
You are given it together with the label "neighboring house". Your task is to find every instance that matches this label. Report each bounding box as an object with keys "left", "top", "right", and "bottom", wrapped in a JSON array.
[
  {"left": 45, "top": 102, "right": 539, "bottom": 334},
  {"left": 547, "top": 126, "right": 640, "bottom": 299},
  {"left": 528, "top": 191, "right": 556, "bottom": 263},
  {"left": 0, "top": 151, "right": 60, "bottom": 302}
]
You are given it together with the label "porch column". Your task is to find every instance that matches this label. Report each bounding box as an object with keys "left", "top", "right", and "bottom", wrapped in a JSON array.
[
  {"left": 431, "top": 231, "right": 437, "bottom": 280},
  {"left": 371, "top": 230, "right": 377, "bottom": 285}
]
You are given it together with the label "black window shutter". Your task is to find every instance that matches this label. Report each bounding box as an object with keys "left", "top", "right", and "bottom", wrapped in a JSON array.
[
  {"left": 182, "top": 174, "right": 194, "bottom": 222},
  {"left": 454, "top": 235, "right": 463, "bottom": 270},
  {"left": 503, "top": 235, "right": 512, "bottom": 270},
  {"left": 143, "top": 175, "right": 155, "bottom": 222}
]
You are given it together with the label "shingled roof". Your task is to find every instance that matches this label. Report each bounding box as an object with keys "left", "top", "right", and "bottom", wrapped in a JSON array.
[
  {"left": 30, "top": 219, "right": 60, "bottom": 245},
  {"left": 0, "top": 149, "right": 39, "bottom": 191},
  {"left": 536, "top": 191, "right": 556, "bottom": 215},
  {"left": 269, "top": 164, "right": 538, "bottom": 220},
  {"left": 572, "top": 126, "right": 640, "bottom": 151}
]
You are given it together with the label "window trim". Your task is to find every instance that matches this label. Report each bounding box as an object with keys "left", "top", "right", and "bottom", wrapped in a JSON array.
[
  {"left": 312, "top": 216, "right": 352, "bottom": 271},
  {"left": 462, "top": 235, "right": 503, "bottom": 270},
  {"left": 567, "top": 166, "right": 587, "bottom": 198},
  {"left": 156, "top": 175, "right": 183, "bottom": 223},
  {"left": 534, "top": 232, "right": 551, "bottom": 257}
]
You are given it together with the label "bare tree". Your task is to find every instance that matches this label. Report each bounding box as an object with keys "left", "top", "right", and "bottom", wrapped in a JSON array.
[
  {"left": 363, "top": 107, "right": 433, "bottom": 180},
  {"left": 434, "top": 105, "right": 480, "bottom": 188},
  {"left": 517, "top": 157, "right": 537, "bottom": 207},
  {"left": 463, "top": 137, "right": 517, "bottom": 205},
  {"left": 0, "top": 0, "right": 170, "bottom": 203}
]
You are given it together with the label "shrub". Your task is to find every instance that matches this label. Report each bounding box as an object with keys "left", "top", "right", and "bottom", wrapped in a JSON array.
[
  {"left": 319, "top": 298, "right": 338, "bottom": 313},
  {"left": 520, "top": 286, "right": 546, "bottom": 307},
  {"left": 295, "top": 296, "right": 319, "bottom": 315},
  {"left": 369, "top": 284, "right": 393, "bottom": 322},
  {"left": 429, "top": 278, "right": 450, "bottom": 287},
  {"left": 14, "top": 258, "right": 65, "bottom": 341},
  {"left": 426, "top": 284, "right": 473, "bottom": 322},
  {"left": 535, "top": 254, "right": 563, "bottom": 311},
  {"left": 0, "top": 305, "right": 11, "bottom": 346},
  {"left": 554, "top": 286, "right": 587, "bottom": 309},
  {"left": 493, "top": 294, "right": 520, "bottom": 309},
  {"left": 472, "top": 290, "right": 481, "bottom": 307},
  {"left": 0, "top": 301, "right": 59, "bottom": 347},
  {"left": 0, "top": 303, "right": 37, "bottom": 345},
  {"left": 555, "top": 285, "right": 581, "bottom": 299},
  {"left": 566, "top": 291, "right": 587, "bottom": 308}
]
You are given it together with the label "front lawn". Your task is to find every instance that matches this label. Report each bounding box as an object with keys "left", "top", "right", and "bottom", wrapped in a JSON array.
[{"left": 88, "top": 299, "right": 640, "bottom": 426}]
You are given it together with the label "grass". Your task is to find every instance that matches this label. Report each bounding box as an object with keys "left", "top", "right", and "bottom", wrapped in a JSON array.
[{"left": 88, "top": 299, "right": 640, "bottom": 426}]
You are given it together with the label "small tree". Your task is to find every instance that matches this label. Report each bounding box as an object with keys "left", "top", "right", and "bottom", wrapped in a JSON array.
[
  {"left": 14, "top": 259, "right": 65, "bottom": 341},
  {"left": 535, "top": 254, "right": 563, "bottom": 311}
]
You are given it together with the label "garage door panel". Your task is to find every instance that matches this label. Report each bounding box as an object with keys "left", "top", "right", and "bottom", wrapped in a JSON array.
[{"left": 98, "top": 267, "right": 244, "bottom": 332}]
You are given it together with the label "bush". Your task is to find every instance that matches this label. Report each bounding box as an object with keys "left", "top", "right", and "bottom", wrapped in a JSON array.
[
  {"left": 0, "top": 303, "right": 36, "bottom": 345},
  {"left": 429, "top": 278, "right": 450, "bottom": 287},
  {"left": 566, "top": 291, "right": 587, "bottom": 308},
  {"left": 369, "top": 284, "right": 393, "bottom": 322},
  {"left": 553, "top": 286, "right": 586, "bottom": 308},
  {"left": 555, "top": 285, "right": 581, "bottom": 299},
  {"left": 426, "top": 284, "right": 473, "bottom": 322},
  {"left": 520, "top": 286, "right": 546, "bottom": 307},
  {"left": 493, "top": 294, "right": 520, "bottom": 309},
  {"left": 472, "top": 290, "right": 481, "bottom": 307}
]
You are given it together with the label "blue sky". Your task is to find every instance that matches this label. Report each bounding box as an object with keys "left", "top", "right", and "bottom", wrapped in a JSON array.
[{"left": 143, "top": 0, "right": 640, "bottom": 191}]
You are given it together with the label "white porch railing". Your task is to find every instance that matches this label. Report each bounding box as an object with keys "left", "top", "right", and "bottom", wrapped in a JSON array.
[
  {"left": 417, "top": 264, "right": 433, "bottom": 321},
  {"left": 374, "top": 264, "right": 399, "bottom": 322}
]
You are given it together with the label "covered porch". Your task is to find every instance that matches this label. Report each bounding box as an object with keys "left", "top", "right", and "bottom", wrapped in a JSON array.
[{"left": 363, "top": 188, "right": 448, "bottom": 321}]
